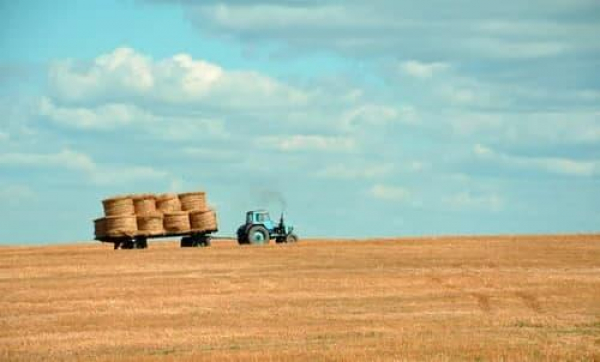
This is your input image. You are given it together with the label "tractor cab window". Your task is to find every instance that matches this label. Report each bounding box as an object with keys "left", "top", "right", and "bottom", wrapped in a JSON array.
[{"left": 256, "top": 212, "right": 269, "bottom": 223}]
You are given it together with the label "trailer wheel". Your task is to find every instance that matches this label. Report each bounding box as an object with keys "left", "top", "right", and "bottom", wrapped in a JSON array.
[
  {"left": 134, "top": 237, "right": 148, "bottom": 249},
  {"left": 122, "top": 239, "right": 134, "bottom": 249},
  {"left": 181, "top": 236, "right": 193, "bottom": 248},
  {"left": 286, "top": 234, "right": 298, "bottom": 243},
  {"left": 247, "top": 225, "right": 269, "bottom": 245}
]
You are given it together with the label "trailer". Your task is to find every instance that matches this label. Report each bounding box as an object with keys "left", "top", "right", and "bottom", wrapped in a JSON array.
[{"left": 96, "top": 227, "right": 218, "bottom": 250}]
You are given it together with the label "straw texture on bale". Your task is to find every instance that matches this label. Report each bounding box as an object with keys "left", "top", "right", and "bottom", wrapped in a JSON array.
[
  {"left": 178, "top": 192, "right": 207, "bottom": 212},
  {"left": 156, "top": 193, "right": 181, "bottom": 213},
  {"left": 102, "top": 196, "right": 135, "bottom": 216},
  {"left": 163, "top": 211, "right": 191, "bottom": 233},
  {"left": 94, "top": 218, "right": 107, "bottom": 238},
  {"left": 132, "top": 194, "right": 156, "bottom": 215},
  {"left": 105, "top": 215, "right": 138, "bottom": 237},
  {"left": 136, "top": 213, "right": 164, "bottom": 236},
  {"left": 190, "top": 210, "right": 218, "bottom": 232}
]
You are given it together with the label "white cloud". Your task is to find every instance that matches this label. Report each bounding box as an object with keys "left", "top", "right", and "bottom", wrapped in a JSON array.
[
  {"left": 473, "top": 143, "right": 599, "bottom": 177},
  {"left": 39, "top": 97, "right": 140, "bottom": 130},
  {"left": 178, "top": 1, "right": 600, "bottom": 61},
  {"left": 183, "top": 147, "right": 238, "bottom": 161},
  {"left": 0, "top": 184, "right": 36, "bottom": 205},
  {"left": 443, "top": 191, "right": 504, "bottom": 211},
  {"left": 0, "top": 149, "right": 96, "bottom": 172},
  {"left": 369, "top": 184, "right": 411, "bottom": 202},
  {"left": 48, "top": 47, "right": 307, "bottom": 108},
  {"left": 448, "top": 111, "right": 600, "bottom": 145},
  {"left": 0, "top": 149, "right": 168, "bottom": 185},
  {"left": 49, "top": 48, "right": 154, "bottom": 102},
  {"left": 317, "top": 163, "right": 394, "bottom": 179},
  {"left": 341, "top": 104, "right": 417, "bottom": 130},
  {"left": 466, "top": 38, "right": 567, "bottom": 59},
  {"left": 400, "top": 60, "right": 449, "bottom": 79},
  {"left": 258, "top": 135, "right": 356, "bottom": 152},
  {"left": 39, "top": 97, "right": 228, "bottom": 139}
]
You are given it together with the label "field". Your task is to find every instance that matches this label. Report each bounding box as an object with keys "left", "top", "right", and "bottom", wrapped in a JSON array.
[{"left": 1, "top": 235, "right": 599, "bottom": 361}]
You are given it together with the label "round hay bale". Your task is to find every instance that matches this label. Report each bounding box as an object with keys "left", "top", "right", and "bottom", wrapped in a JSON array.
[
  {"left": 156, "top": 193, "right": 181, "bottom": 213},
  {"left": 132, "top": 194, "right": 157, "bottom": 215},
  {"left": 163, "top": 211, "right": 191, "bottom": 233},
  {"left": 137, "top": 212, "right": 164, "bottom": 236},
  {"left": 94, "top": 217, "right": 107, "bottom": 238},
  {"left": 190, "top": 209, "right": 218, "bottom": 232},
  {"left": 102, "top": 195, "right": 135, "bottom": 216},
  {"left": 178, "top": 191, "right": 207, "bottom": 212},
  {"left": 105, "top": 215, "right": 138, "bottom": 237}
]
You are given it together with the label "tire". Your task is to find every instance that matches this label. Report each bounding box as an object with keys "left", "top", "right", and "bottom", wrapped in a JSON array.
[
  {"left": 134, "top": 237, "right": 148, "bottom": 249},
  {"left": 193, "top": 235, "right": 211, "bottom": 247},
  {"left": 121, "top": 239, "right": 134, "bottom": 249},
  {"left": 286, "top": 234, "right": 298, "bottom": 243},
  {"left": 247, "top": 225, "right": 269, "bottom": 245},
  {"left": 181, "top": 236, "right": 193, "bottom": 248}
]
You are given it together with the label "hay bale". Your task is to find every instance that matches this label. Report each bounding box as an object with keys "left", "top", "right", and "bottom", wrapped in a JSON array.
[
  {"left": 178, "top": 191, "right": 207, "bottom": 212},
  {"left": 132, "top": 194, "right": 157, "bottom": 215},
  {"left": 190, "top": 209, "right": 218, "bottom": 232},
  {"left": 163, "top": 211, "right": 191, "bottom": 233},
  {"left": 102, "top": 195, "right": 135, "bottom": 216},
  {"left": 137, "top": 212, "right": 164, "bottom": 236},
  {"left": 156, "top": 193, "right": 181, "bottom": 213},
  {"left": 94, "top": 217, "right": 107, "bottom": 238},
  {"left": 105, "top": 215, "right": 138, "bottom": 237}
]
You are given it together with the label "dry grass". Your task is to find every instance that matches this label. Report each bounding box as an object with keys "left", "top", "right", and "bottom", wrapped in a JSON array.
[{"left": 1, "top": 235, "right": 599, "bottom": 361}]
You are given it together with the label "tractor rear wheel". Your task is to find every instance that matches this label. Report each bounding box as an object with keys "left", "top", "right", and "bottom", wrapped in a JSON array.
[
  {"left": 247, "top": 225, "right": 269, "bottom": 245},
  {"left": 286, "top": 234, "right": 298, "bottom": 243}
]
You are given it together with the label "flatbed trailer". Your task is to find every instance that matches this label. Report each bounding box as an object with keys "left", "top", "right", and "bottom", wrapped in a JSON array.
[{"left": 96, "top": 228, "right": 218, "bottom": 249}]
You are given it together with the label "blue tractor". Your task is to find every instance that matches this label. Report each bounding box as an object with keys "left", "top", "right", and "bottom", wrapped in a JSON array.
[{"left": 237, "top": 210, "right": 298, "bottom": 245}]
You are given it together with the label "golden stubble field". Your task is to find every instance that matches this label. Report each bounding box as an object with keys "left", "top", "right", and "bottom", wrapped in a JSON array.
[{"left": 1, "top": 235, "right": 599, "bottom": 361}]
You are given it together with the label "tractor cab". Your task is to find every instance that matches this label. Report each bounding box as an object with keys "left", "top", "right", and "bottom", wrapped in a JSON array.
[
  {"left": 246, "top": 210, "right": 275, "bottom": 231},
  {"left": 237, "top": 210, "right": 298, "bottom": 245}
]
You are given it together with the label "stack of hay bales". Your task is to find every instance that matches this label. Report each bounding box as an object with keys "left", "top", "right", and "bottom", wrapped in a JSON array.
[
  {"left": 180, "top": 191, "right": 218, "bottom": 232},
  {"left": 156, "top": 193, "right": 181, "bottom": 213},
  {"left": 93, "top": 190, "right": 218, "bottom": 240},
  {"left": 132, "top": 194, "right": 164, "bottom": 236},
  {"left": 163, "top": 211, "right": 191, "bottom": 233},
  {"left": 95, "top": 195, "right": 138, "bottom": 238},
  {"left": 190, "top": 209, "right": 218, "bottom": 233}
]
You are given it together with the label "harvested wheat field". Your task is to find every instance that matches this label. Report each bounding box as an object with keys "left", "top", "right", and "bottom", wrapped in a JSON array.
[{"left": 1, "top": 235, "right": 599, "bottom": 361}]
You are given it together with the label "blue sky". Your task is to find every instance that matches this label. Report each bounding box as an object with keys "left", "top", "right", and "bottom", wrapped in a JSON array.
[{"left": 0, "top": 0, "right": 599, "bottom": 244}]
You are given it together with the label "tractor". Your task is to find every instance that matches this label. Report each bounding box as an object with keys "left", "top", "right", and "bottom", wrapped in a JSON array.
[{"left": 237, "top": 210, "right": 298, "bottom": 245}]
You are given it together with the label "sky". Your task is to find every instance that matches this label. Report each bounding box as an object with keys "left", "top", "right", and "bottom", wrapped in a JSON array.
[{"left": 0, "top": 0, "right": 599, "bottom": 244}]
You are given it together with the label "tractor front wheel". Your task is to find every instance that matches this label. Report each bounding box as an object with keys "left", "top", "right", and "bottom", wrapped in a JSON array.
[
  {"left": 247, "top": 225, "right": 269, "bottom": 245},
  {"left": 286, "top": 234, "right": 298, "bottom": 243}
]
